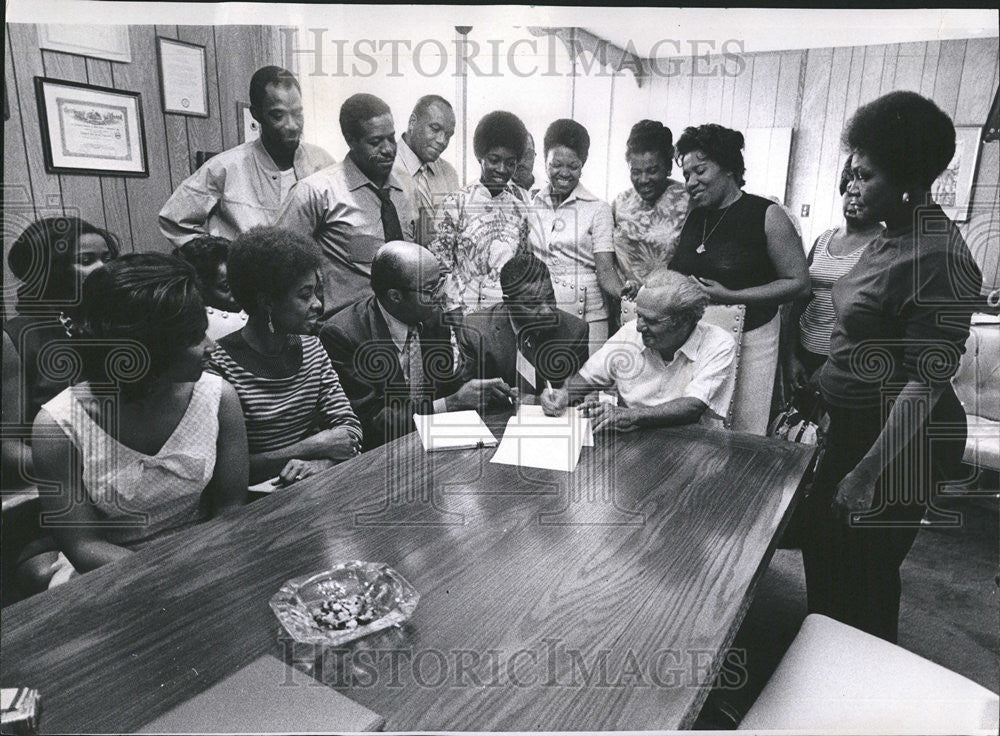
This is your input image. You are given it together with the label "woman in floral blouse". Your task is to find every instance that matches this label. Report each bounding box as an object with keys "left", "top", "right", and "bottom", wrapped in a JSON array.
[
  {"left": 429, "top": 110, "right": 532, "bottom": 314},
  {"left": 612, "top": 120, "right": 689, "bottom": 322}
]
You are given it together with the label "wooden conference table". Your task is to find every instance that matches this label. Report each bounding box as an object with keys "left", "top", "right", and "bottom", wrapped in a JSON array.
[{"left": 1, "top": 418, "right": 814, "bottom": 732}]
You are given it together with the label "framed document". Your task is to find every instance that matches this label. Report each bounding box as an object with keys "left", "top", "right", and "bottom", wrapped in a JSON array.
[
  {"left": 238, "top": 102, "right": 261, "bottom": 143},
  {"left": 34, "top": 77, "right": 149, "bottom": 176},
  {"left": 932, "top": 126, "right": 982, "bottom": 222},
  {"left": 37, "top": 24, "right": 132, "bottom": 63},
  {"left": 157, "top": 37, "right": 209, "bottom": 117}
]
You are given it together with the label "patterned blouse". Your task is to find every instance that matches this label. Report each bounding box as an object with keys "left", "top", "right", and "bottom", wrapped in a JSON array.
[
  {"left": 429, "top": 181, "right": 532, "bottom": 313},
  {"left": 611, "top": 181, "right": 689, "bottom": 283}
]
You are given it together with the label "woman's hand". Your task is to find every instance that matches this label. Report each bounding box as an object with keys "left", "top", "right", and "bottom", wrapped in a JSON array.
[
  {"left": 582, "top": 401, "right": 640, "bottom": 433},
  {"left": 785, "top": 355, "right": 809, "bottom": 393},
  {"left": 315, "top": 428, "right": 362, "bottom": 461},
  {"left": 693, "top": 277, "right": 738, "bottom": 303},
  {"left": 831, "top": 460, "right": 879, "bottom": 524},
  {"left": 277, "top": 457, "right": 335, "bottom": 486},
  {"left": 620, "top": 279, "right": 641, "bottom": 300}
]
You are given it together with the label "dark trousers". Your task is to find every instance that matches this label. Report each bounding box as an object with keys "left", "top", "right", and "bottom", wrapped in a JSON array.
[{"left": 801, "top": 389, "right": 965, "bottom": 643}]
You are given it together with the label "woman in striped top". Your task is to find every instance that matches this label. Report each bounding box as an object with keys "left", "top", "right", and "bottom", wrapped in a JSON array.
[
  {"left": 781, "top": 157, "right": 883, "bottom": 394},
  {"left": 209, "top": 227, "right": 362, "bottom": 488}
]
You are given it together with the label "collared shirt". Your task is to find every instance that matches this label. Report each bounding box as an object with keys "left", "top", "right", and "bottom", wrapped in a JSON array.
[
  {"left": 393, "top": 137, "right": 460, "bottom": 247},
  {"left": 578, "top": 320, "right": 737, "bottom": 423},
  {"left": 428, "top": 180, "right": 531, "bottom": 313},
  {"left": 375, "top": 300, "right": 452, "bottom": 414},
  {"left": 611, "top": 181, "right": 689, "bottom": 283},
  {"left": 276, "top": 156, "right": 416, "bottom": 320},
  {"left": 528, "top": 183, "right": 614, "bottom": 321},
  {"left": 158, "top": 138, "right": 335, "bottom": 247}
]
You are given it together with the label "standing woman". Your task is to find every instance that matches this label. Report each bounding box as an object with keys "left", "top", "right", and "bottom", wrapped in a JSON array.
[
  {"left": 782, "top": 156, "right": 883, "bottom": 394},
  {"left": 530, "top": 119, "right": 618, "bottom": 350},
  {"left": 670, "top": 124, "right": 809, "bottom": 434},
  {"left": 209, "top": 227, "right": 362, "bottom": 487},
  {"left": 30, "top": 254, "right": 248, "bottom": 582},
  {"left": 612, "top": 120, "right": 689, "bottom": 321},
  {"left": 430, "top": 110, "right": 531, "bottom": 314},
  {"left": 804, "top": 91, "right": 981, "bottom": 642}
]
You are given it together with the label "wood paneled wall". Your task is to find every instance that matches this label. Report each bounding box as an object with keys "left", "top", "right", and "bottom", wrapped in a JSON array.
[
  {"left": 3, "top": 24, "right": 282, "bottom": 313},
  {"left": 611, "top": 37, "right": 999, "bottom": 289}
]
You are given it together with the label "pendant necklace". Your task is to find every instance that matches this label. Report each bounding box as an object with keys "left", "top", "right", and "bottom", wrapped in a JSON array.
[{"left": 696, "top": 196, "right": 739, "bottom": 254}]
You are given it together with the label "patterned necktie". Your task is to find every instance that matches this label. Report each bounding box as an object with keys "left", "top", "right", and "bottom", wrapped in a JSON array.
[
  {"left": 406, "top": 325, "right": 425, "bottom": 401},
  {"left": 415, "top": 166, "right": 433, "bottom": 211},
  {"left": 375, "top": 186, "right": 404, "bottom": 242}
]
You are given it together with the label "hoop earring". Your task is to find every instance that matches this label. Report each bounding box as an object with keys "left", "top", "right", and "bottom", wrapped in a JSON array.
[{"left": 901, "top": 192, "right": 911, "bottom": 204}]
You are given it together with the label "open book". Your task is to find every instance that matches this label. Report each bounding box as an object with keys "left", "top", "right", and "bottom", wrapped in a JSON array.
[{"left": 413, "top": 410, "right": 498, "bottom": 451}]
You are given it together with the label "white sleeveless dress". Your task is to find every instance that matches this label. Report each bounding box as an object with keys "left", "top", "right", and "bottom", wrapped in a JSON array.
[{"left": 41, "top": 373, "right": 223, "bottom": 562}]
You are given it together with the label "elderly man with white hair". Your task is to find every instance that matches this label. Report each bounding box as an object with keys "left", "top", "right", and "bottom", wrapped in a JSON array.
[{"left": 541, "top": 269, "right": 737, "bottom": 431}]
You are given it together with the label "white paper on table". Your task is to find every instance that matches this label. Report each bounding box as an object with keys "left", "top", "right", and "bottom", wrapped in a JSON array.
[
  {"left": 490, "top": 409, "right": 589, "bottom": 472},
  {"left": 515, "top": 404, "right": 594, "bottom": 446},
  {"left": 413, "top": 410, "right": 498, "bottom": 452},
  {"left": 249, "top": 477, "right": 281, "bottom": 493}
]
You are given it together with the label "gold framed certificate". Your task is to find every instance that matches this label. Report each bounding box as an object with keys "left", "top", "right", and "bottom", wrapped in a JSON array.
[{"left": 34, "top": 77, "right": 149, "bottom": 176}]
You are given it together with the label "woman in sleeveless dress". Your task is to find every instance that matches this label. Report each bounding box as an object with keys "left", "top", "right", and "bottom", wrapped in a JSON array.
[
  {"left": 670, "top": 124, "right": 810, "bottom": 435},
  {"left": 30, "top": 254, "right": 248, "bottom": 586}
]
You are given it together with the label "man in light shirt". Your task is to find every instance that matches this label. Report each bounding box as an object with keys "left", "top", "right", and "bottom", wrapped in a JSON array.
[
  {"left": 158, "top": 66, "right": 334, "bottom": 246},
  {"left": 277, "top": 94, "right": 416, "bottom": 321},
  {"left": 541, "top": 269, "right": 736, "bottom": 431},
  {"left": 393, "top": 95, "right": 460, "bottom": 246},
  {"left": 320, "top": 241, "right": 514, "bottom": 448}
]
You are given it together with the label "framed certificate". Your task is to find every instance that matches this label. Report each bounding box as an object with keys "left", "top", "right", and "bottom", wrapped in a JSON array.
[
  {"left": 34, "top": 77, "right": 149, "bottom": 176},
  {"left": 157, "top": 37, "right": 209, "bottom": 117}
]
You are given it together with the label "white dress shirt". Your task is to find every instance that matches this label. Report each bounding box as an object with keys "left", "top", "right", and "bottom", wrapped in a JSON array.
[{"left": 577, "top": 320, "right": 737, "bottom": 423}]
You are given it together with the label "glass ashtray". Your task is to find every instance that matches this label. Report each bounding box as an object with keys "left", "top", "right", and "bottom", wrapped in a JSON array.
[{"left": 269, "top": 561, "right": 419, "bottom": 645}]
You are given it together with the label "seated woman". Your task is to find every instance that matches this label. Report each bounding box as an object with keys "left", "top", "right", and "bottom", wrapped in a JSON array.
[
  {"left": 209, "top": 226, "right": 362, "bottom": 487},
  {"left": 429, "top": 110, "right": 532, "bottom": 314},
  {"left": 4, "top": 217, "right": 120, "bottom": 487},
  {"left": 612, "top": 120, "right": 689, "bottom": 323},
  {"left": 172, "top": 235, "right": 248, "bottom": 340},
  {"left": 782, "top": 156, "right": 883, "bottom": 396},
  {"left": 670, "top": 124, "right": 809, "bottom": 435},
  {"left": 30, "top": 253, "right": 248, "bottom": 583},
  {"left": 529, "top": 119, "right": 619, "bottom": 352}
]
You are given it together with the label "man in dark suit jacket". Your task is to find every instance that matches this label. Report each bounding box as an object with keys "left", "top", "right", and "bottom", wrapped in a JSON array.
[
  {"left": 459, "top": 252, "right": 590, "bottom": 396},
  {"left": 320, "top": 241, "right": 514, "bottom": 448}
]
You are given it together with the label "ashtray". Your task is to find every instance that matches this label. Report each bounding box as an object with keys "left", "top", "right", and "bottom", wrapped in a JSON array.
[{"left": 269, "top": 561, "right": 419, "bottom": 645}]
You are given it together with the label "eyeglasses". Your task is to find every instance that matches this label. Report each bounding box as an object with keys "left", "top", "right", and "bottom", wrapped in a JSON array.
[{"left": 403, "top": 276, "right": 447, "bottom": 297}]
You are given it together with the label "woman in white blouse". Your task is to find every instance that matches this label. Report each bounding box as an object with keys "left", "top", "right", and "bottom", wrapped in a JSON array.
[{"left": 530, "top": 119, "right": 622, "bottom": 351}]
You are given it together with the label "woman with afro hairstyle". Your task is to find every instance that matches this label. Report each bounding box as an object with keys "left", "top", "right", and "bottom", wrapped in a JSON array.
[
  {"left": 429, "top": 110, "right": 533, "bottom": 315},
  {"left": 802, "top": 91, "right": 983, "bottom": 642}
]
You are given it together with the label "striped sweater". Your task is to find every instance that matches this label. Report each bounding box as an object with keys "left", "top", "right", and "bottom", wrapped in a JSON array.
[{"left": 209, "top": 333, "right": 362, "bottom": 453}]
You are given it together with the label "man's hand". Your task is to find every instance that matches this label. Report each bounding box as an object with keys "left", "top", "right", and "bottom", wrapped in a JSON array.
[
  {"left": 308, "top": 428, "right": 361, "bottom": 461},
  {"left": 541, "top": 387, "right": 570, "bottom": 416},
  {"left": 581, "top": 401, "right": 640, "bottom": 433},
  {"left": 277, "top": 458, "right": 335, "bottom": 487},
  {"left": 446, "top": 378, "right": 514, "bottom": 411}
]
